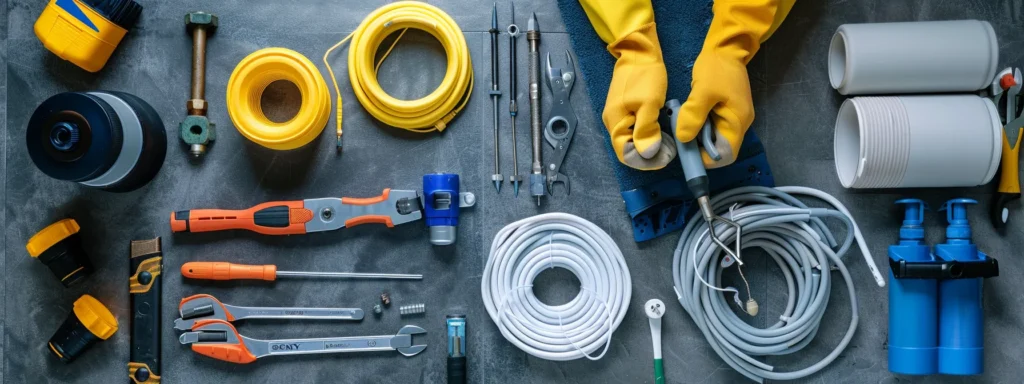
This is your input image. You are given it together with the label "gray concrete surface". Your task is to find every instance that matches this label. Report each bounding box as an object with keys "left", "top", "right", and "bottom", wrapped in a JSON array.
[{"left": 3, "top": 0, "right": 1024, "bottom": 383}]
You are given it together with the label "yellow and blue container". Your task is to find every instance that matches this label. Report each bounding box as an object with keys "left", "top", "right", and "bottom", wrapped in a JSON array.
[{"left": 34, "top": 0, "right": 142, "bottom": 72}]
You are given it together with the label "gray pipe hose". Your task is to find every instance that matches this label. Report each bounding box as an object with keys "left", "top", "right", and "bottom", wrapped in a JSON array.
[{"left": 671, "top": 186, "right": 882, "bottom": 382}]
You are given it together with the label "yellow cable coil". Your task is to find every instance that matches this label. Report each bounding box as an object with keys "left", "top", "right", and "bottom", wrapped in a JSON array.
[
  {"left": 323, "top": 1, "right": 474, "bottom": 148},
  {"left": 227, "top": 48, "right": 331, "bottom": 150}
]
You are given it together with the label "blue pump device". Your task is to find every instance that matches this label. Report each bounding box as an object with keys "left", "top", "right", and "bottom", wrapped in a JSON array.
[
  {"left": 887, "top": 198, "right": 998, "bottom": 376},
  {"left": 422, "top": 173, "right": 475, "bottom": 246},
  {"left": 935, "top": 199, "right": 985, "bottom": 375},
  {"left": 888, "top": 199, "right": 938, "bottom": 375}
]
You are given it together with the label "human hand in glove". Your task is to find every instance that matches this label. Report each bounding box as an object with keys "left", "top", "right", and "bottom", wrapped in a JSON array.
[
  {"left": 581, "top": 0, "right": 677, "bottom": 171},
  {"left": 676, "top": 0, "right": 786, "bottom": 169}
]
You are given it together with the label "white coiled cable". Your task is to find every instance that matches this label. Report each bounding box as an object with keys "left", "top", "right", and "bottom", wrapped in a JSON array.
[
  {"left": 482, "top": 213, "right": 631, "bottom": 361},
  {"left": 672, "top": 186, "right": 884, "bottom": 383}
]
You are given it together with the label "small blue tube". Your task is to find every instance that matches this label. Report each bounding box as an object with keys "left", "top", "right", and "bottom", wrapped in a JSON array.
[
  {"left": 888, "top": 199, "right": 938, "bottom": 375},
  {"left": 935, "top": 199, "right": 984, "bottom": 375}
]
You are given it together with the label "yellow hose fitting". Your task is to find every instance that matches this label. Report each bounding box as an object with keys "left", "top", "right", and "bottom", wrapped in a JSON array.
[
  {"left": 324, "top": 1, "right": 473, "bottom": 148},
  {"left": 227, "top": 48, "right": 330, "bottom": 150}
]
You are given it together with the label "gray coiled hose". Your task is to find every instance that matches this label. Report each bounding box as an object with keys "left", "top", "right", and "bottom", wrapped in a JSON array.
[
  {"left": 482, "top": 213, "right": 631, "bottom": 361},
  {"left": 672, "top": 186, "right": 883, "bottom": 383}
]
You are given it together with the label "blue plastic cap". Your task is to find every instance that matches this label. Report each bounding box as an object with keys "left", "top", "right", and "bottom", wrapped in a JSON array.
[
  {"left": 939, "top": 198, "right": 976, "bottom": 241},
  {"left": 894, "top": 199, "right": 926, "bottom": 241},
  {"left": 422, "top": 173, "right": 460, "bottom": 227}
]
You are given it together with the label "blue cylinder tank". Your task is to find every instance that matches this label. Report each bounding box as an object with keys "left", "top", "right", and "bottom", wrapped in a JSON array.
[
  {"left": 887, "top": 199, "right": 938, "bottom": 375},
  {"left": 935, "top": 199, "right": 985, "bottom": 375}
]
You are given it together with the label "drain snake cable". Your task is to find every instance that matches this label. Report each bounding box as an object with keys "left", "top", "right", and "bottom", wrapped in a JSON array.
[
  {"left": 323, "top": 1, "right": 474, "bottom": 150},
  {"left": 672, "top": 186, "right": 884, "bottom": 383}
]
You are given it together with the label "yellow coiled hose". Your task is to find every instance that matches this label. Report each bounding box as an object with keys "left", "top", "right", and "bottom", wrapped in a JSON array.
[
  {"left": 323, "top": 1, "right": 474, "bottom": 149},
  {"left": 227, "top": 48, "right": 331, "bottom": 150}
]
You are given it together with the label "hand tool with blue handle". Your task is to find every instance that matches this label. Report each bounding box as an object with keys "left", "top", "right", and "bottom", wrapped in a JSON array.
[{"left": 666, "top": 99, "right": 741, "bottom": 262}]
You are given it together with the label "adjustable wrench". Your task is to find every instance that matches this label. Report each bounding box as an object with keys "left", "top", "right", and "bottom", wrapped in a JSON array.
[
  {"left": 543, "top": 51, "right": 578, "bottom": 195},
  {"left": 179, "top": 320, "right": 427, "bottom": 363},
  {"left": 174, "top": 294, "right": 363, "bottom": 331}
]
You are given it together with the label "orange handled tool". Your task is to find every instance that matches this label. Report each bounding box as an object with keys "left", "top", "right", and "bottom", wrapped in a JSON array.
[
  {"left": 992, "top": 68, "right": 1023, "bottom": 229},
  {"left": 179, "top": 320, "right": 427, "bottom": 363},
  {"left": 170, "top": 189, "right": 423, "bottom": 235},
  {"left": 181, "top": 262, "right": 423, "bottom": 281}
]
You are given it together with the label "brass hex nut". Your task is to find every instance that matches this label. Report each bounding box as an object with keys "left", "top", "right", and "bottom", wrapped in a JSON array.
[
  {"left": 186, "top": 99, "right": 207, "bottom": 116},
  {"left": 185, "top": 12, "right": 218, "bottom": 32}
]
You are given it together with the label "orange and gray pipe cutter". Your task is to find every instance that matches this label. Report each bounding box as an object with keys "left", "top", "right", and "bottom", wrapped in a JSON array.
[{"left": 170, "top": 173, "right": 475, "bottom": 245}]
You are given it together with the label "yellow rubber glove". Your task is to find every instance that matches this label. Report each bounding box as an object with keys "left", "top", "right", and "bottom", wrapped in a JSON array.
[
  {"left": 581, "top": 0, "right": 676, "bottom": 170},
  {"left": 677, "top": 0, "right": 793, "bottom": 168}
]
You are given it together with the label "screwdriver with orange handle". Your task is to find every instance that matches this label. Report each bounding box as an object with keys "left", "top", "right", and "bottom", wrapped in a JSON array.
[
  {"left": 170, "top": 189, "right": 423, "bottom": 235},
  {"left": 181, "top": 262, "right": 423, "bottom": 281}
]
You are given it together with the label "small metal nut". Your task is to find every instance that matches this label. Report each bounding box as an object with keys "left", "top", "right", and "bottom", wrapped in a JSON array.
[
  {"left": 372, "top": 304, "right": 383, "bottom": 317},
  {"left": 186, "top": 99, "right": 208, "bottom": 116},
  {"left": 380, "top": 292, "right": 391, "bottom": 307},
  {"left": 185, "top": 12, "right": 219, "bottom": 31}
]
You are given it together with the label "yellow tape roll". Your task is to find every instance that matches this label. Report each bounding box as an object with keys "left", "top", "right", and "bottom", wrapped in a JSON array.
[
  {"left": 325, "top": 1, "right": 473, "bottom": 146},
  {"left": 227, "top": 48, "right": 330, "bottom": 150}
]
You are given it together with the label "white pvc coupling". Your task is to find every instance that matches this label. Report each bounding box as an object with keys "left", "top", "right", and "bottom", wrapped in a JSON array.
[
  {"left": 834, "top": 95, "right": 1001, "bottom": 188},
  {"left": 829, "top": 20, "right": 998, "bottom": 95}
]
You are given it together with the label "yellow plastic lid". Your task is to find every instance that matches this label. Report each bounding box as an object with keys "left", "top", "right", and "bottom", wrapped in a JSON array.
[
  {"left": 26, "top": 219, "right": 80, "bottom": 257},
  {"left": 73, "top": 295, "right": 118, "bottom": 340}
]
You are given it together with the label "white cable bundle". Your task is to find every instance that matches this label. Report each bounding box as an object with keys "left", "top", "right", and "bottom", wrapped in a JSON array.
[
  {"left": 482, "top": 212, "right": 631, "bottom": 361},
  {"left": 672, "top": 186, "right": 884, "bottom": 383}
]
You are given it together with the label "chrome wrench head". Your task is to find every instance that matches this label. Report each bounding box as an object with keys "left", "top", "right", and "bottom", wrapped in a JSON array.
[{"left": 394, "top": 325, "right": 428, "bottom": 357}]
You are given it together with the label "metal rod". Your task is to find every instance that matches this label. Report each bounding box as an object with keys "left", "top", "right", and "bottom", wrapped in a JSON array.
[
  {"left": 190, "top": 27, "right": 207, "bottom": 103},
  {"left": 276, "top": 271, "right": 424, "bottom": 280},
  {"left": 489, "top": 3, "right": 503, "bottom": 193},
  {"left": 508, "top": 3, "right": 522, "bottom": 197},
  {"left": 527, "top": 13, "right": 544, "bottom": 206}
]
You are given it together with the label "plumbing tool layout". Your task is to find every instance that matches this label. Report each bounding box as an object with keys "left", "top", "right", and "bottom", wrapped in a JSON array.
[
  {"left": 543, "top": 51, "right": 578, "bottom": 196},
  {"left": 174, "top": 294, "right": 364, "bottom": 331},
  {"left": 180, "top": 321, "right": 427, "bottom": 363}
]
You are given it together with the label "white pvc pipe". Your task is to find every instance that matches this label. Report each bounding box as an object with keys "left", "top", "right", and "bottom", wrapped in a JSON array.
[
  {"left": 829, "top": 20, "right": 998, "bottom": 95},
  {"left": 834, "top": 95, "right": 1001, "bottom": 189}
]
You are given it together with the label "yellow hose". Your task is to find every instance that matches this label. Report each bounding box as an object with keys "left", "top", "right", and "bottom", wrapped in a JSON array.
[
  {"left": 323, "top": 1, "right": 474, "bottom": 150},
  {"left": 227, "top": 48, "right": 331, "bottom": 151}
]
